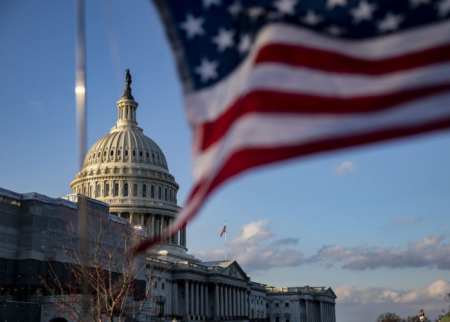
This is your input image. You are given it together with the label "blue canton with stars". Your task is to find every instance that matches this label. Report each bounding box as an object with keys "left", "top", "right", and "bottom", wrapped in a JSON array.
[{"left": 155, "top": 0, "right": 450, "bottom": 91}]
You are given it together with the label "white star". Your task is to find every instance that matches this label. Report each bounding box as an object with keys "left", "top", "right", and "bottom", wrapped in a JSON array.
[
  {"left": 409, "top": 0, "right": 430, "bottom": 7},
  {"left": 180, "top": 14, "right": 204, "bottom": 39},
  {"left": 248, "top": 7, "right": 265, "bottom": 20},
  {"left": 351, "top": 0, "right": 377, "bottom": 23},
  {"left": 437, "top": 0, "right": 450, "bottom": 16},
  {"left": 212, "top": 28, "right": 234, "bottom": 52},
  {"left": 195, "top": 58, "right": 219, "bottom": 82},
  {"left": 274, "top": 0, "right": 298, "bottom": 15},
  {"left": 326, "top": 25, "right": 345, "bottom": 36},
  {"left": 301, "top": 11, "right": 323, "bottom": 25},
  {"left": 229, "top": 1, "right": 243, "bottom": 17},
  {"left": 238, "top": 34, "right": 252, "bottom": 54},
  {"left": 377, "top": 12, "right": 404, "bottom": 33},
  {"left": 202, "top": 0, "right": 221, "bottom": 8},
  {"left": 326, "top": 0, "right": 347, "bottom": 9}
]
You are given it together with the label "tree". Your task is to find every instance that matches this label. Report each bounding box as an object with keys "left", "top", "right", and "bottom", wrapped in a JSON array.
[
  {"left": 41, "top": 208, "right": 161, "bottom": 322},
  {"left": 403, "top": 315, "right": 431, "bottom": 322},
  {"left": 377, "top": 312, "right": 403, "bottom": 322}
]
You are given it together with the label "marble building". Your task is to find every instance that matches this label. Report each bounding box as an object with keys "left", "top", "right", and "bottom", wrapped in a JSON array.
[{"left": 0, "top": 71, "right": 336, "bottom": 322}]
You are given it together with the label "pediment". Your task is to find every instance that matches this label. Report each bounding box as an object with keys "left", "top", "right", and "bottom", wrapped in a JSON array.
[{"left": 222, "top": 261, "right": 248, "bottom": 281}]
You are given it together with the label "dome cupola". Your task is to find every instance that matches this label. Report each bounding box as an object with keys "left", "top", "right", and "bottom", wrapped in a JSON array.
[{"left": 70, "top": 70, "right": 193, "bottom": 261}]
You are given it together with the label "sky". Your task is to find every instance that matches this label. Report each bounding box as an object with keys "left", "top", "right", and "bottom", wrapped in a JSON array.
[{"left": 1, "top": 1, "right": 449, "bottom": 321}]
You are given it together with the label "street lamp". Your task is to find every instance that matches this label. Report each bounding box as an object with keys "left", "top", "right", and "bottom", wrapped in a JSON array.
[{"left": 419, "top": 309, "right": 425, "bottom": 322}]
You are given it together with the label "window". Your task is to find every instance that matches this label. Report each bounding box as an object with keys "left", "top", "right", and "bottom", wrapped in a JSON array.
[
  {"left": 103, "top": 151, "right": 106, "bottom": 157},
  {"left": 125, "top": 149, "right": 129, "bottom": 156},
  {"left": 124, "top": 183, "right": 128, "bottom": 197},
  {"left": 158, "top": 187, "right": 162, "bottom": 199},
  {"left": 117, "top": 150, "right": 121, "bottom": 156},
  {"left": 275, "top": 317, "right": 279, "bottom": 322},
  {"left": 142, "top": 184, "right": 147, "bottom": 197},
  {"left": 133, "top": 184, "right": 137, "bottom": 197},
  {"left": 151, "top": 185, "right": 154, "bottom": 198},
  {"left": 105, "top": 183, "right": 109, "bottom": 197},
  {"left": 164, "top": 188, "right": 168, "bottom": 201},
  {"left": 110, "top": 150, "right": 114, "bottom": 156},
  {"left": 162, "top": 282, "right": 165, "bottom": 290},
  {"left": 133, "top": 150, "right": 136, "bottom": 157},
  {"left": 275, "top": 303, "right": 279, "bottom": 308},
  {"left": 285, "top": 303, "right": 289, "bottom": 307},
  {"left": 146, "top": 152, "right": 149, "bottom": 158},
  {"left": 96, "top": 184, "right": 100, "bottom": 197},
  {"left": 114, "top": 183, "right": 119, "bottom": 197},
  {"left": 140, "top": 151, "right": 143, "bottom": 157}
]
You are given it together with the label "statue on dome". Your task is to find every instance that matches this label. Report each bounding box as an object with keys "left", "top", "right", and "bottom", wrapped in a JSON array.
[{"left": 122, "top": 69, "right": 134, "bottom": 100}]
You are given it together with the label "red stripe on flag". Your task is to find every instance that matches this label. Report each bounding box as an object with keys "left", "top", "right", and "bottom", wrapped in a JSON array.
[
  {"left": 198, "top": 84, "right": 450, "bottom": 151},
  {"left": 256, "top": 43, "right": 450, "bottom": 74}
]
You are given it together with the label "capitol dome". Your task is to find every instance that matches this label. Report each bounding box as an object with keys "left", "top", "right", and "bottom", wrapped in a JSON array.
[{"left": 70, "top": 70, "right": 193, "bottom": 261}]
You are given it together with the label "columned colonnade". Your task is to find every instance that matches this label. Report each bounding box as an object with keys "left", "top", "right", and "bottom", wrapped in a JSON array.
[
  {"left": 170, "top": 280, "right": 250, "bottom": 321},
  {"left": 115, "top": 212, "right": 187, "bottom": 246}
]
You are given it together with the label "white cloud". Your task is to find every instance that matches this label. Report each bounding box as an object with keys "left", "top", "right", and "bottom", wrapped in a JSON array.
[
  {"left": 309, "top": 235, "right": 450, "bottom": 270},
  {"left": 335, "top": 280, "right": 450, "bottom": 322},
  {"left": 333, "top": 161, "right": 356, "bottom": 175},
  {"left": 387, "top": 216, "right": 423, "bottom": 227},
  {"left": 231, "top": 219, "right": 274, "bottom": 245},
  {"left": 194, "top": 219, "right": 304, "bottom": 272}
]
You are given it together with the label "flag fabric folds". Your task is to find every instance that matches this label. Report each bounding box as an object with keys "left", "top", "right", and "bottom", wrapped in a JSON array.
[
  {"left": 136, "top": 0, "right": 450, "bottom": 252},
  {"left": 220, "top": 224, "right": 227, "bottom": 237}
]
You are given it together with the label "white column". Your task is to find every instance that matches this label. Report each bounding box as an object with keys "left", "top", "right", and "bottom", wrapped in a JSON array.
[
  {"left": 185, "top": 280, "right": 189, "bottom": 317},
  {"left": 215, "top": 283, "right": 219, "bottom": 319},
  {"left": 172, "top": 281, "right": 178, "bottom": 316},
  {"left": 205, "top": 284, "right": 209, "bottom": 319}
]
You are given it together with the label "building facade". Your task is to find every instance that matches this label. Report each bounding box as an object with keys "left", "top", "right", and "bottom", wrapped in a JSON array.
[{"left": 0, "top": 72, "right": 336, "bottom": 322}]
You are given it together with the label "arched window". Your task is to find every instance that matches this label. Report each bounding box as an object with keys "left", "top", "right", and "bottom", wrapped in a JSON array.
[
  {"left": 158, "top": 187, "right": 162, "bottom": 199},
  {"left": 105, "top": 183, "right": 109, "bottom": 197},
  {"left": 133, "top": 150, "right": 136, "bottom": 157},
  {"left": 133, "top": 184, "right": 137, "bottom": 197},
  {"left": 114, "top": 183, "right": 119, "bottom": 197},
  {"left": 125, "top": 149, "right": 129, "bottom": 157},
  {"left": 110, "top": 150, "right": 114, "bottom": 156},
  {"left": 164, "top": 188, "right": 168, "bottom": 201},
  {"left": 123, "top": 183, "right": 128, "bottom": 197},
  {"left": 142, "top": 184, "right": 147, "bottom": 197},
  {"left": 151, "top": 185, "right": 154, "bottom": 198},
  {"left": 140, "top": 151, "right": 143, "bottom": 157}
]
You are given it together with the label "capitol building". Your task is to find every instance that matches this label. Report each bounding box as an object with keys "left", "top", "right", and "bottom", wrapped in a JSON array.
[{"left": 0, "top": 72, "right": 336, "bottom": 322}]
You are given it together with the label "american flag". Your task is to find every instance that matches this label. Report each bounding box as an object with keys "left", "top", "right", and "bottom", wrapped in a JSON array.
[
  {"left": 136, "top": 0, "right": 450, "bottom": 252},
  {"left": 220, "top": 224, "right": 227, "bottom": 237}
]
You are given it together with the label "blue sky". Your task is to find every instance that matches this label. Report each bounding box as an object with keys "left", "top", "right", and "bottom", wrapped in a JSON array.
[{"left": 1, "top": 1, "right": 449, "bottom": 321}]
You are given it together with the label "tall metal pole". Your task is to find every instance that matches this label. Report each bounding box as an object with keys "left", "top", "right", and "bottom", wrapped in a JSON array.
[
  {"left": 75, "top": 0, "right": 89, "bottom": 319},
  {"left": 224, "top": 221, "right": 227, "bottom": 261}
]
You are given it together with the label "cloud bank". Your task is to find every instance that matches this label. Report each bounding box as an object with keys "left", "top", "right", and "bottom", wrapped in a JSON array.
[
  {"left": 194, "top": 219, "right": 304, "bottom": 272},
  {"left": 309, "top": 235, "right": 450, "bottom": 270},
  {"left": 333, "top": 161, "right": 357, "bottom": 175},
  {"left": 336, "top": 280, "right": 450, "bottom": 322}
]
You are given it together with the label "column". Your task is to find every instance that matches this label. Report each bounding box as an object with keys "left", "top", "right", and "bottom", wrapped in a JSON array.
[
  {"left": 172, "top": 281, "right": 178, "bottom": 316},
  {"left": 195, "top": 282, "right": 199, "bottom": 316},
  {"left": 220, "top": 284, "right": 224, "bottom": 318},
  {"left": 200, "top": 282, "right": 204, "bottom": 317},
  {"left": 233, "top": 287, "right": 236, "bottom": 317},
  {"left": 190, "top": 281, "right": 195, "bottom": 317},
  {"left": 305, "top": 300, "right": 309, "bottom": 322},
  {"left": 215, "top": 283, "right": 219, "bottom": 319},
  {"left": 185, "top": 280, "right": 189, "bottom": 318},
  {"left": 205, "top": 284, "right": 209, "bottom": 319}
]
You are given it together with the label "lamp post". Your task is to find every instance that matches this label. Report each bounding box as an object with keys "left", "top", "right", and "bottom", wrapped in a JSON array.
[{"left": 419, "top": 309, "right": 425, "bottom": 322}]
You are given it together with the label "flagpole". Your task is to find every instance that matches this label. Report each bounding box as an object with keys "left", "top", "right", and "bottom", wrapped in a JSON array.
[{"left": 224, "top": 220, "right": 227, "bottom": 261}]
